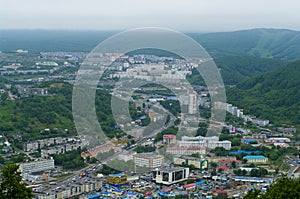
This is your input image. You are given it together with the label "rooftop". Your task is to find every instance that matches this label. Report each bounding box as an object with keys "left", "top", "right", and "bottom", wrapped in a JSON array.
[{"left": 243, "top": 155, "right": 266, "bottom": 159}]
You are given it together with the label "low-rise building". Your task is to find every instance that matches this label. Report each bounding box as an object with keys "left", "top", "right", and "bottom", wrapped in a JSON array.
[
  {"left": 265, "top": 137, "right": 291, "bottom": 143},
  {"left": 173, "top": 156, "right": 208, "bottom": 170},
  {"left": 178, "top": 136, "right": 231, "bottom": 150},
  {"left": 243, "top": 155, "right": 268, "bottom": 164},
  {"left": 153, "top": 167, "right": 189, "bottom": 185},
  {"left": 166, "top": 147, "right": 206, "bottom": 156},
  {"left": 163, "top": 134, "right": 177, "bottom": 145}
]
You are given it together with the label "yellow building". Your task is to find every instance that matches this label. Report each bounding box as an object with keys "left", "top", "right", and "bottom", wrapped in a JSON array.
[{"left": 243, "top": 155, "right": 268, "bottom": 164}]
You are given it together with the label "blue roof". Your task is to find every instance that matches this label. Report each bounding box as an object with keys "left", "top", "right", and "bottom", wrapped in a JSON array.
[
  {"left": 139, "top": 115, "right": 147, "bottom": 120},
  {"left": 244, "top": 139, "right": 257, "bottom": 143},
  {"left": 86, "top": 193, "right": 100, "bottom": 199},
  {"left": 229, "top": 150, "right": 259, "bottom": 155},
  {"left": 167, "top": 96, "right": 177, "bottom": 99},
  {"left": 243, "top": 155, "right": 266, "bottom": 159},
  {"left": 108, "top": 172, "right": 126, "bottom": 177},
  {"left": 195, "top": 181, "right": 206, "bottom": 185}
]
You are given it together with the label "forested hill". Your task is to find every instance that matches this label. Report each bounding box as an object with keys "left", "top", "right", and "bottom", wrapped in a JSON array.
[
  {"left": 214, "top": 56, "right": 288, "bottom": 85},
  {"left": 2, "top": 29, "right": 300, "bottom": 60},
  {"left": 187, "top": 56, "right": 288, "bottom": 85},
  {"left": 190, "top": 28, "right": 300, "bottom": 60},
  {"left": 227, "top": 60, "right": 300, "bottom": 126}
]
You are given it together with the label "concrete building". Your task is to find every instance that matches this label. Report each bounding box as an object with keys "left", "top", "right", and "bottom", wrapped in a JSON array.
[
  {"left": 133, "top": 153, "right": 164, "bottom": 168},
  {"left": 166, "top": 147, "right": 206, "bottom": 156},
  {"left": 173, "top": 156, "right": 208, "bottom": 170},
  {"left": 243, "top": 155, "right": 268, "bottom": 164},
  {"left": 265, "top": 137, "right": 291, "bottom": 143},
  {"left": 178, "top": 135, "right": 231, "bottom": 150},
  {"left": 188, "top": 93, "right": 198, "bottom": 114},
  {"left": 163, "top": 134, "right": 177, "bottom": 145},
  {"left": 153, "top": 167, "right": 189, "bottom": 185},
  {"left": 41, "top": 142, "right": 83, "bottom": 158},
  {"left": 207, "top": 156, "right": 237, "bottom": 163},
  {"left": 19, "top": 159, "right": 54, "bottom": 174}
]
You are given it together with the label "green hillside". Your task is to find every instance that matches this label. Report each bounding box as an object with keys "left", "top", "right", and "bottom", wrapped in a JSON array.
[
  {"left": 191, "top": 28, "right": 300, "bottom": 60},
  {"left": 227, "top": 60, "right": 300, "bottom": 126},
  {"left": 0, "top": 82, "right": 125, "bottom": 141},
  {"left": 188, "top": 56, "right": 288, "bottom": 85}
]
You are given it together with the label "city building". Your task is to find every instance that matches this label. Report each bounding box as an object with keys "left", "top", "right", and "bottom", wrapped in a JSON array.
[
  {"left": 19, "top": 159, "right": 55, "bottom": 174},
  {"left": 166, "top": 147, "right": 206, "bottom": 156},
  {"left": 188, "top": 93, "right": 198, "bottom": 114},
  {"left": 163, "top": 134, "right": 177, "bottom": 145},
  {"left": 265, "top": 137, "right": 291, "bottom": 143},
  {"left": 178, "top": 135, "right": 231, "bottom": 150},
  {"left": 133, "top": 153, "right": 164, "bottom": 168},
  {"left": 173, "top": 156, "right": 208, "bottom": 170},
  {"left": 207, "top": 156, "right": 237, "bottom": 163},
  {"left": 243, "top": 155, "right": 268, "bottom": 164},
  {"left": 153, "top": 167, "right": 189, "bottom": 185},
  {"left": 107, "top": 172, "right": 129, "bottom": 188}
]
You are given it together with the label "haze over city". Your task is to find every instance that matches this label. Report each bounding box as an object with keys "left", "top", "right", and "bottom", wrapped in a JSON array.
[{"left": 1, "top": 0, "right": 300, "bottom": 31}]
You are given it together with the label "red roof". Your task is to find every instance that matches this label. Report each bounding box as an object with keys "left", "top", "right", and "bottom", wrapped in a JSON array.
[
  {"left": 217, "top": 166, "right": 229, "bottom": 171},
  {"left": 183, "top": 183, "right": 196, "bottom": 188},
  {"left": 216, "top": 190, "right": 228, "bottom": 194},
  {"left": 163, "top": 134, "right": 176, "bottom": 139}
]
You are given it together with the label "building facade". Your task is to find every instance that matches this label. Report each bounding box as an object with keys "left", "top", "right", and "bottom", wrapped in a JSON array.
[
  {"left": 153, "top": 167, "right": 189, "bottom": 185},
  {"left": 166, "top": 147, "right": 206, "bottom": 156},
  {"left": 19, "top": 159, "right": 55, "bottom": 174},
  {"left": 133, "top": 153, "right": 164, "bottom": 168},
  {"left": 178, "top": 136, "right": 231, "bottom": 150}
]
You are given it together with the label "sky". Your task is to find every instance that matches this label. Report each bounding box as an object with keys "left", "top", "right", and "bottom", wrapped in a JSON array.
[{"left": 1, "top": 0, "right": 299, "bottom": 32}]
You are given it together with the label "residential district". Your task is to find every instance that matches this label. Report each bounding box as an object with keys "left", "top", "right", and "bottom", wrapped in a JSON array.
[{"left": 0, "top": 51, "right": 299, "bottom": 199}]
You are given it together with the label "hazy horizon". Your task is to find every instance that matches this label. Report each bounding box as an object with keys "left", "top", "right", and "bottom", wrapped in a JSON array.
[{"left": 1, "top": 0, "right": 299, "bottom": 32}]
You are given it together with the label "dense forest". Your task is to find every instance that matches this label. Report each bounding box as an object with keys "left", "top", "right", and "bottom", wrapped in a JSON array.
[
  {"left": 227, "top": 60, "right": 300, "bottom": 126},
  {"left": 187, "top": 56, "right": 288, "bottom": 85},
  {"left": 0, "top": 82, "right": 139, "bottom": 141}
]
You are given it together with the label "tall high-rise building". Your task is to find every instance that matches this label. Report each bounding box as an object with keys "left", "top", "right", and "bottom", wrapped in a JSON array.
[{"left": 188, "top": 93, "right": 198, "bottom": 114}]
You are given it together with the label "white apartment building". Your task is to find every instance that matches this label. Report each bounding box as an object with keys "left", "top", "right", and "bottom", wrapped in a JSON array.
[
  {"left": 178, "top": 136, "right": 231, "bottom": 150},
  {"left": 166, "top": 147, "right": 206, "bottom": 155},
  {"left": 19, "top": 159, "right": 55, "bottom": 174},
  {"left": 133, "top": 153, "right": 164, "bottom": 168}
]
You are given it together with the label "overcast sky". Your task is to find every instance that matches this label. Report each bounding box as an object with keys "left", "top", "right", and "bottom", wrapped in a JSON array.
[{"left": 1, "top": 0, "right": 299, "bottom": 32}]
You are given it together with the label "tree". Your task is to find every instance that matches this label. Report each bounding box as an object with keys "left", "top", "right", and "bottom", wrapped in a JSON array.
[
  {"left": 244, "top": 177, "right": 300, "bottom": 199},
  {"left": 0, "top": 164, "right": 33, "bottom": 199},
  {"left": 231, "top": 161, "right": 236, "bottom": 168}
]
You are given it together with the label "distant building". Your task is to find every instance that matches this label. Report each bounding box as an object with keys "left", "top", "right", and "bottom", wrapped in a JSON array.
[
  {"left": 173, "top": 156, "right": 208, "bottom": 170},
  {"left": 178, "top": 135, "right": 231, "bottom": 150},
  {"left": 188, "top": 93, "right": 198, "bottom": 114},
  {"left": 251, "top": 118, "right": 269, "bottom": 126},
  {"left": 207, "top": 156, "right": 237, "bottom": 163},
  {"left": 265, "top": 137, "right": 291, "bottom": 143},
  {"left": 107, "top": 172, "right": 129, "bottom": 188},
  {"left": 133, "top": 153, "right": 164, "bottom": 168},
  {"left": 166, "top": 147, "right": 206, "bottom": 156},
  {"left": 243, "top": 155, "right": 268, "bottom": 164},
  {"left": 163, "top": 134, "right": 177, "bottom": 145},
  {"left": 153, "top": 167, "right": 189, "bottom": 185},
  {"left": 19, "top": 159, "right": 54, "bottom": 175}
]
